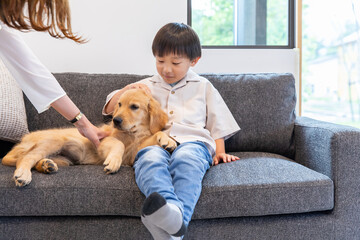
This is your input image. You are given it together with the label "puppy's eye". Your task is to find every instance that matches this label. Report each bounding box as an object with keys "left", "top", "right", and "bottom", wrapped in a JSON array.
[
  {"left": 130, "top": 104, "right": 139, "bottom": 110},
  {"left": 118, "top": 102, "right": 122, "bottom": 107}
]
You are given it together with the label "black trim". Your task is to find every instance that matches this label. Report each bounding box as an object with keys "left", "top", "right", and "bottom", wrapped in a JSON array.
[
  {"left": 288, "top": 0, "right": 296, "bottom": 48},
  {"left": 0, "top": 140, "right": 15, "bottom": 158},
  {"left": 187, "top": 0, "right": 295, "bottom": 49},
  {"left": 187, "top": 0, "right": 192, "bottom": 26},
  {"left": 256, "top": 0, "right": 267, "bottom": 45}
]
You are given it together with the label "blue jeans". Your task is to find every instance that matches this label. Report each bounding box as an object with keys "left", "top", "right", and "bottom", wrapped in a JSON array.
[{"left": 133, "top": 141, "right": 212, "bottom": 226}]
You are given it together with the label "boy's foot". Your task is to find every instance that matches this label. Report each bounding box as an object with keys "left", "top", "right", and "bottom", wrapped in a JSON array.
[
  {"left": 141, "top": 216, "right": 181, "bottom": 240},
  {"left": 141, "top": 192, "right": 187, "bottom": 237}
]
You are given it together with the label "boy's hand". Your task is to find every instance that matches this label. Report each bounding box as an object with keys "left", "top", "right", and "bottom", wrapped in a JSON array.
[
  {"left": 212, "top": 153, "right": 239, "bottom": 166},
  {"left": 104, "top": 83, "right": 151, "bottom": 114},
  {"left": 124, "top": 83, "right": 151, "bottom": 95}
]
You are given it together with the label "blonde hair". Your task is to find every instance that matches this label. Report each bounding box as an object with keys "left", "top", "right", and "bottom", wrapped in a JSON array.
[{"left": 0, "top": 0, "right": 85, "bottom": 43}]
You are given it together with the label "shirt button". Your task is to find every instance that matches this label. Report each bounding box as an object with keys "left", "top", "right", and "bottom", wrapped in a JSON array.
[{"left": 170, "top": 111, "right": 174, "bottom": 115}]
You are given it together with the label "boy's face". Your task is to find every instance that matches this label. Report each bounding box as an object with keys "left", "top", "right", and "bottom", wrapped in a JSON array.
[{"left": 155, "top": 54, "right": 199, "bottom": 84}]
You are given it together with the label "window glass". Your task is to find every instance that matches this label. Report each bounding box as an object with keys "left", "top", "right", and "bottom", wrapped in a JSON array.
[
  {"left": 302, "top": 0, "right": 360, "bottom": 128},
  {"left": 189, "top": 0, "right": 293, "bottom": 48}
]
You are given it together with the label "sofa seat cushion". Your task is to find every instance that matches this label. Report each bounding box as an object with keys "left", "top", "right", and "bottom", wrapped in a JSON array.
[
  {"left": 193, "top": 152, "right": 334, "bottom": 219},
  {"left": 0, "top": 163, "right": 144, "bottom": 217},
  {"left": 0, "top": 152, "right": 333, "bottom": 219}
]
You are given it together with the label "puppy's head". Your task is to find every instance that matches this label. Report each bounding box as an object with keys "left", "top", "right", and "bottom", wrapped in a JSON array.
[{"left": 112, "top": 89, "right": 168, "bottom": 134}]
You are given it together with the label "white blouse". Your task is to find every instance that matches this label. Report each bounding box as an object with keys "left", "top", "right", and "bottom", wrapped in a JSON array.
[
  {"left": 104, "top": 70, "right": 241, "bottom": 155},
  {"left": 0, "top": 23, "right": 66, "bottom": 113}
]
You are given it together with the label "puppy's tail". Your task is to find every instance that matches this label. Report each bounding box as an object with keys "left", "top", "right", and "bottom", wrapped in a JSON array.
[{"left": 2, "top": 141, "right": 36, "bottom": 166}]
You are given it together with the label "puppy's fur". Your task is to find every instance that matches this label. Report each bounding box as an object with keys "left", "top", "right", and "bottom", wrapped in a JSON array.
[{"left": 2, "top": 89, "right": 177, "bottom": 187}]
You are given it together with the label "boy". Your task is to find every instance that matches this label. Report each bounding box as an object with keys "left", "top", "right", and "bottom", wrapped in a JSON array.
[{"left": 103, "top": 23, "right": 240, "bottom": 240}]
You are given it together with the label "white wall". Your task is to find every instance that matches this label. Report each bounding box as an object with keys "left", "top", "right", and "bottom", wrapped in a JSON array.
[
  {"left": 19, "top": 0, "right": 300, "bottom": 114},
  {"left": 20, "top": 0, "right": 298, "bottom": 76}
]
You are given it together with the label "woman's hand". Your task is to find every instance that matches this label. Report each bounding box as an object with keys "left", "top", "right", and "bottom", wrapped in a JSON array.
[
  {"left": 212, "top": 153, "right": 239, "bottom": 166},
  {"left": 50, "top": 95, "right": 109, "bottom": 147},
  {"left": 74, "top": 115, "right": 110, "bottom": 148}
]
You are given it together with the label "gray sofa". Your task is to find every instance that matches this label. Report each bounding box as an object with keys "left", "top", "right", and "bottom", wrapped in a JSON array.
[{"left": 0, "top": 73, "right": 359, "bottom": 240}]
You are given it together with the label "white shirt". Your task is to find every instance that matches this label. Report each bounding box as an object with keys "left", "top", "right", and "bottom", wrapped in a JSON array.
[
  {"left": 0, "top": 22, "right": 66, "bottom": 113},
  {"left": 104, "top": 70, "right": 240, "bottom": 155}
]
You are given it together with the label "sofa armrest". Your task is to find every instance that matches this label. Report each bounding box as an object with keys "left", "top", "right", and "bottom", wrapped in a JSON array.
[
  {"left": 294, "top": 116, "right": 360, "bottom": 237},
  {"left": 294, "top": 116, "right": 360, "bottom": 178}
]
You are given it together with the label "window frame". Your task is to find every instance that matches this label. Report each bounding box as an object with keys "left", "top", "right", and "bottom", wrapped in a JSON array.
[{"left": 187, "top": 0, "right": 295, "bottom": 49}]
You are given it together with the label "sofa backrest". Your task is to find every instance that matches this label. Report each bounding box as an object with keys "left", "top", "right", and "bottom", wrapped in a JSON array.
[
  {"left": 24, "top": 73, "right": 149, "bottom": 130},
  {"left": 24, "top": 73, "right": 296, "bottom": 158},
  {"left": 204, "top": 73, "right": 296, "bottom": 158}
]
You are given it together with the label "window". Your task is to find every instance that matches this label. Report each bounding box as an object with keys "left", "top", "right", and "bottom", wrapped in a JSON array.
[
  {"left": 302, "top": 0, "right": 360, "bottom": 128},
  {"left": 188, "top": 0, "right": 295, "bottom": 48}
]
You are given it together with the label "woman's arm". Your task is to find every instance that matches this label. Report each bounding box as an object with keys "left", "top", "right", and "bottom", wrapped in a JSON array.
[{"left": 0, "top": 27, "right": 108, "bottom": 147}]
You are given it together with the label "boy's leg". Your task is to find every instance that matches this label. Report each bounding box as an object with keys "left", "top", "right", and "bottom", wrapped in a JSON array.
[
  {"left": 133, "top": 143, "right": 212, "bottom": 237},
  {"left": 133, "top": 146, "right": 185, "bottom": 237},
  {"left": 169, "top": 142, "right": 212, "bottom": 226},
  {"left": 133, "top": 146, "right": 182, "bottom": 208}
]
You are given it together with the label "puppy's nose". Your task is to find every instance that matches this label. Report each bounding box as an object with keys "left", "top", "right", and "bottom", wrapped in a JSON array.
[{"left": 113, "top": 117, "right": 123, "bottom": 126}]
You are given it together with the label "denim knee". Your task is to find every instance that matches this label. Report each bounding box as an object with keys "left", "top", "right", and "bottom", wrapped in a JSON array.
[
  {"left": 171, "top": 142, "right": 212, "bottom": 167},
  {"left": 133, "top": 146, "right": 171, "bottom": 183},
  {"left": 134, "top": 146, "right": 170, "bottom": 165}
]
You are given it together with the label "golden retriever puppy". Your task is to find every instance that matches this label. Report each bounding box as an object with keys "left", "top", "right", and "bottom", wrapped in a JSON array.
[{"left": 2, "top": 89, "right": 177, "bottom": 187}]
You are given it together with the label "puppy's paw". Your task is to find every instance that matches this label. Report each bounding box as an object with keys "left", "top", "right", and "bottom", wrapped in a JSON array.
[
  {"left": 36, "top": 159, "right": 58, "bottom": 174},
  {"left": 103, "top": 157, "right": 122, "bottom": 174},
  {"left": 156, "top": 132, "right": 177, "bottom": 152},
  {"left": 13, "top": 168, "right": 32, "bottom": 187}
]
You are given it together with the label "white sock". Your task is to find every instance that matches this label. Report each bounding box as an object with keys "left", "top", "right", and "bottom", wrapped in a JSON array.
[
  {"left": 142, "top": 192, "right": 186, "bottom": 236},
  {"left": 141, "top": 216, "right": 181, "bottom": 240}
]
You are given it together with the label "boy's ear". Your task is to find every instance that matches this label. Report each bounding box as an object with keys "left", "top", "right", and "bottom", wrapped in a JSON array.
[{"left": 191, "top": 57, "right": 201, "bottom": 66}]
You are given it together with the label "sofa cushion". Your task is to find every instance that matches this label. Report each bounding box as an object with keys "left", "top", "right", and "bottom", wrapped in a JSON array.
[
  {"left": 203, "top": 73, "right": 297, "bottom": 158},
  {"left": 0, "top": 152, "right": 333, "bottom": 219},
  {"left": 0, "top": 58, "right": 29, "bottom": 142},
  {"left": 194, "top": 152, "right": 333, "bottom": 219}
]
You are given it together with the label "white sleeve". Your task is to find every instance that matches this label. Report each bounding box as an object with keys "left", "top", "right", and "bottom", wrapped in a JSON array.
[{"left": 0, "top": 24, "right": 66, "bottom": 113}]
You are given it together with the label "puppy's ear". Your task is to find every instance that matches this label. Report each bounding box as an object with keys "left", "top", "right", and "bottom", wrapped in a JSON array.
[
  {"left": 148, "top": 97, "right": 168, "bottom": 134},
  {"left": 112, "top": 100, "right": 120, "bottom": 116}
]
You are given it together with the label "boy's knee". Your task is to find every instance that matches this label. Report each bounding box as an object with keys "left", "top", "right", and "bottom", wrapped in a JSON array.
[
  {"left": 134, "top": 145, "right": 170, "bottom": 165},
  {"left": 171, "top": 142, "right": 212, "bottom": 168},
  {"left": 173, "top": 142, "right": 209, "bottom": 159},
  {"left": 137, "top": 145, "right": 167, "bottom": 156}
]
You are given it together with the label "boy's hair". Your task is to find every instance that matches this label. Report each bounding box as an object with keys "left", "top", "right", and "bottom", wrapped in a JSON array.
[{"left": 152, "top": 23, "right": 201, "bottom": 60}]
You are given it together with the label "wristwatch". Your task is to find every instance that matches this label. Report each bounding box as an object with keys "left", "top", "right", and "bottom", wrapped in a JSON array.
[{"left": 69, "top": 112, "right": 84, "bottom": 124}]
